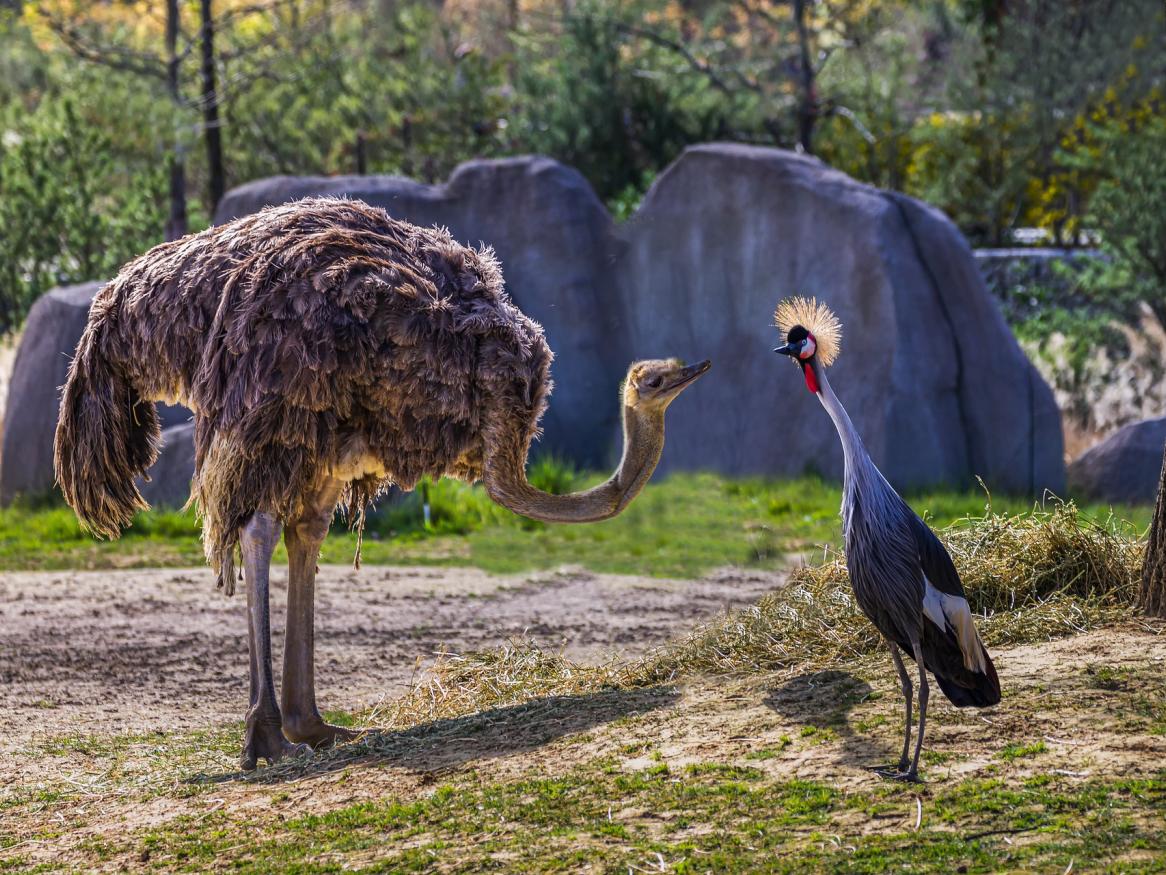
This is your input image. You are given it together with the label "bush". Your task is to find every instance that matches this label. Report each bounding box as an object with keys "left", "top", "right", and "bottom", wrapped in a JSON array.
[
  {"left": 0, "top": 96, "right": 166, "bottom": 333},
  {"left": 1072, "top": 115, "right": 1166, "bottom": 330}
]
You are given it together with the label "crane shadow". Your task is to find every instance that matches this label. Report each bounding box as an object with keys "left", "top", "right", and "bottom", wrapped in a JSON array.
[
  {"left": 189, "top": 684, "right": 679, "bottom": 786},
  {"left": 764, "top": 670, "right": 895, "bottom": 769}
]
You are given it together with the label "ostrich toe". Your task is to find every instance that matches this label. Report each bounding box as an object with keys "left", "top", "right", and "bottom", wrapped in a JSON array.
[
  {"left": 282, "top": 716, "right": 362, "bottom": 749},
  {"left": 240, "top": 715, "right": 310, "bottom": 771}
]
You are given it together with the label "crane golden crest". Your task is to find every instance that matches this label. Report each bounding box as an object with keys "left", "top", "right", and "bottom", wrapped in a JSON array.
[{"left": 773, "top": 296, "right": 843, "bottom": 367}]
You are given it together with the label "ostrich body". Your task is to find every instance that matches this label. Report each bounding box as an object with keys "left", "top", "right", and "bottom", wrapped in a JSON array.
[
  {"left": 774, "top": 297, "right": 999, "bottom": 782},
  {"left": 54, "top": 198, "right": 709, "bottom": 769}
]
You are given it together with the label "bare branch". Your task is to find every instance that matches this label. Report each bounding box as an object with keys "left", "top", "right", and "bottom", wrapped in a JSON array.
[
  {"left": 617, "top": 22, "right": 762, "bottom": 94},
  {"left": 39, "top": 7, "right": 168, "bottom": 79}
]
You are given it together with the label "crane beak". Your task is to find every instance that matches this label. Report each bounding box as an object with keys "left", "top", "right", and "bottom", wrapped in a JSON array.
[{"left": 774, "top": 343, "right": 795, "bottom": 357}]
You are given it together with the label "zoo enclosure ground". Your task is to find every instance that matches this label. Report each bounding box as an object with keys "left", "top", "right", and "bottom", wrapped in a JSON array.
[{"left": 0, "top": 565, "right": 1162, "bottom": 872}]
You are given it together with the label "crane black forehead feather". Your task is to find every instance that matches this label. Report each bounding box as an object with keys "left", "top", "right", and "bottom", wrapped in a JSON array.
[{"left": 786, "top": 325, "right": 810, "bottom": 344}]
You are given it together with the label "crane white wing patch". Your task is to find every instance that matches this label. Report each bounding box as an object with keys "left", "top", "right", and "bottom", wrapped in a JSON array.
[{"left": 922, "top": 578, "right": 987, "bottom": 674}]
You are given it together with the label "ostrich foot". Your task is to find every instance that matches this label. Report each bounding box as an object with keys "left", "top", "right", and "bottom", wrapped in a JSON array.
[
  {"left": 241, "top": 714, "right": 311, "bottom": 771},
  {"left": 282, "top": 715, "right": 361, "bottom": 749}
]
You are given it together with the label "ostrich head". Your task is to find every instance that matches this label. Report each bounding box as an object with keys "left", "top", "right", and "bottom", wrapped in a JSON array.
[
  {"left": 623, "top": 358, "right": 711, "bottom": 411},
  {"left": 772, "top": 296, "right": 842, "bottom": 394}
]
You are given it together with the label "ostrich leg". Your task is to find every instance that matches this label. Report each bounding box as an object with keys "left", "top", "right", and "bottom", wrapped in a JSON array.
[
  {"left": 240, "top": 512, "right": 309, "bottom": 770},
  {"left": 281, "top": 477, "right": 360, "bottom": 748}
]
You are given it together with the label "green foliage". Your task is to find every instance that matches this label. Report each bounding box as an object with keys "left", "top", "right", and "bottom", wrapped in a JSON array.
[
  {"left": 0, "top": 94, "right": 167, "bottom": 333},
  {"left": 607, "top": 171, "right": 656, "bottom": 223},
  {"left": 0, "top": 0, "right": 1163, "bottom": 330},
  {"left": 526, "top": 454, "right": 580, "bottom": 495},
  {"left": 513, "top": 0, "right": 742, "bottom": 201},
  {"left": 224, "top": 4, "right": 512, "bottom": 183},
  {"left": 1012, "top": 300, "right": 1127, "bottom": 388},
  {"left": 1072, "top": 116, "right": 1166, "bottom": 329}
]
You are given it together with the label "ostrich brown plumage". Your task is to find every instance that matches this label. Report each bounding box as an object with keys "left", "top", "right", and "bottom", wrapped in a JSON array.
[{"left": 54, "top": 198, "right": 710, "bottom": 769}]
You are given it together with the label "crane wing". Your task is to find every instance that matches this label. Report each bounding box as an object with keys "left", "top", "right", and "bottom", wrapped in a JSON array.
[{"left": 910, "top": 514, "right": 966, "bottom": 598}]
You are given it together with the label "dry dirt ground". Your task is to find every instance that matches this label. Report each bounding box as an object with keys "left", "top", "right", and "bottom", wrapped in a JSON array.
[
  {"left": 1, "top": 565, "right": 1164, "bottom": 872},
  {"left": 0, "top": 564, "right": 781, "bottom": 755}
]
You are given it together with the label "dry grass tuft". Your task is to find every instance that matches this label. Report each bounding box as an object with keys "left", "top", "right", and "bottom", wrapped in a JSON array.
[
  {"left": 637, "top": 501, "right": 1144, "bottom": 683},
  {"left": 370, "top": 643, "right": 627, "bottom": 730}
]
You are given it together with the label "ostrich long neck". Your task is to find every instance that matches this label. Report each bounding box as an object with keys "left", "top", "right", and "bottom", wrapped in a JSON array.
[{"left": 486, "top": 403, "right": 665, "bottom": 523}]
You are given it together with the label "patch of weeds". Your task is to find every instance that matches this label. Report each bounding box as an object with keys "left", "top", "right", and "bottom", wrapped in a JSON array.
[
  {"left": 798, "top": 725, "right": 839, "bottom": 744},
  {"left": 998, "top": 740, "right": 1049, "bottom": 761},
  {"left": 856, "top": 714, "right": 889, "bottom": 732},
  {"left": 923, "top": 750, "right": 957, "bottom": 765},
  {"left": 1086, "top": 663, "right": 1132, "bottom": 691},
  {"left": 745, "top": 736, "right": 792, "bottom": 760},
  {"left": 682, "top": 763, "right": 764, "bottom": 780}
]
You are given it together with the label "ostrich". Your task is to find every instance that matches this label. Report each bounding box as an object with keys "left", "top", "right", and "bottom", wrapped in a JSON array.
[
  {"left": 773, "top": 297, "right": 999, "bottom": 782},
  {"left": 54, "top": 198, "right": 710, "bottom": 769}
]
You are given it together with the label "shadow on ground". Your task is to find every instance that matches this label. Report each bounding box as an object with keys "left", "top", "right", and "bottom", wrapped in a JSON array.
[
  {"left": 765, "top": 670, "right": 896, "bottom": 769},
  {"left": 191, "top": 685, "right": 680, "bottom": 786}
]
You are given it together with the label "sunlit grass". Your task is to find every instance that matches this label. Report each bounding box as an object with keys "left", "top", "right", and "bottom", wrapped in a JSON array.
[{"left": 0, "top": 472, "right": 1152, "bottom": 578}]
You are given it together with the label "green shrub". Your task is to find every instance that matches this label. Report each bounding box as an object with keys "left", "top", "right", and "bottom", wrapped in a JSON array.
[
  {"left": 0, "top": 96, "right": 166, "bottom": 333},
  {"left": 1071, "top": 115, "right": 1166, "bottom": 331}
]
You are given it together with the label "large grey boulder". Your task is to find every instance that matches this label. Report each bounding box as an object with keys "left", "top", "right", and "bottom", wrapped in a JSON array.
[
  {"left": 0, "top": 282, "right": 190, "bottom": 504},
  {"left": 615, "top": 144, "right": 1064, "bottom": 494},
  {"left": 0, "top": 283, "right": 100, "bottom": 504},
  {"left": 138, "top": 422, "right": 195, "bottom": 509},
  {"left": 1068, "top": 417, "right": 1166, "bottom": 504},
  {"left": 215, "top": 157, "right": 625, "bottom": 468}
]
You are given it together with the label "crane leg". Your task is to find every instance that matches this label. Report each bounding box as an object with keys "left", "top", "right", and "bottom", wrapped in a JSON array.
[
  {"left": 240, "top": 512, "right": 309, "bottom": 771},
  {"left": 886, "top": 636, "right": 913, "bottom": 773},
  {"left": 281, "top": 477, "right": 360, "bottom": 749},
  {"left": 904, "top": 640, "right": 929, "bottom": 782}
]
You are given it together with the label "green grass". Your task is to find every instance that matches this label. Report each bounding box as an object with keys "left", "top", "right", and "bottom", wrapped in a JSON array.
[
  {"left": 0, "top": 473, "right": 1152, "bottom": 577},
  {"left": 84, "top": 760, "right": 1166, "bottom": 873}
]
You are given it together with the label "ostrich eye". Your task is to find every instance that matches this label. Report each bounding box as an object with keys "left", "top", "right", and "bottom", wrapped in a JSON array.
[{"left": 646, "top": 375, "right": 662, "bottom": 389}]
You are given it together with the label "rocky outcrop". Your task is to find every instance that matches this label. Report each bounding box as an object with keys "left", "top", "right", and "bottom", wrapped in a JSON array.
[
  {"left": 1068, "top": 417, "right": 1166, "bottom": 504},
  {"left": 615, "top": 145, "right": 1064, "bottom": 494},
  {"left": 0, "top": 282, "right": 190, "bottom": 504}
]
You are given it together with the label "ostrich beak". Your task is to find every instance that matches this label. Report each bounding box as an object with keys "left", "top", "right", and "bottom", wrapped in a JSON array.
[{"left": 669, "top": 360, "right": 711, "bottom": 392}]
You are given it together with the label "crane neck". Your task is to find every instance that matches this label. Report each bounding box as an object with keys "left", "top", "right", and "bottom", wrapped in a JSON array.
[{"left": 809, "top": 359, "right": 868, "bottom": 476}]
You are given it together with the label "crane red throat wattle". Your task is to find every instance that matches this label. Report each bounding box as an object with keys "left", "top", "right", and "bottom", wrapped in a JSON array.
[
  {"left": 802, "top": 361, "right": 820, "bottom": 394},
  {"left": 800, "top": 330, "right": 820, "bottom": 393}
]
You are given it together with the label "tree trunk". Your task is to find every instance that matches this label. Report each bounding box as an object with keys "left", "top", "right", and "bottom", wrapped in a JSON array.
[
  {"left": 200, "top": 0, "right": 226, "bottom": 213},
  {"left": 1140, "top": 442, "right": 1166, "bottom": 617},
  {"left": 164, "top": 0, "right": 187, "bottom": 241},
  {"left": 792, "top": 0, "right": 816, "bottom": 154}
]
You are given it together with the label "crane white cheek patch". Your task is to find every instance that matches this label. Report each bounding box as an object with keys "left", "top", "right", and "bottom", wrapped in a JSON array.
[{"left": 922, "top": 579, "right": 987, "bottom": 674}]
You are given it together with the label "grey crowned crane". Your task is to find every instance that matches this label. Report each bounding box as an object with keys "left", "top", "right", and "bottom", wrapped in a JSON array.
[{"left": 774, "top": 297, "right": 1000, "bottom": 782}]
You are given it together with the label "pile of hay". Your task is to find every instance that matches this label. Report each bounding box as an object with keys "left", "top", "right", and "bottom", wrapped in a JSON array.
[
  {"left": 369, "top": 642, "right": 625, "bottom": 731},
  {"left": 637, "top": 502, "right": 1143, "bottom": 682}
]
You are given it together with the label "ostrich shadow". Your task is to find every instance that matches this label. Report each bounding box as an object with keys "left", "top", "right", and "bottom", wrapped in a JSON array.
[
  {"left": 189, "top": 685, "right": 680, "bottom": 786},
  {"left": 764, "top": 670, "right": 896, "bottom": 769}
]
